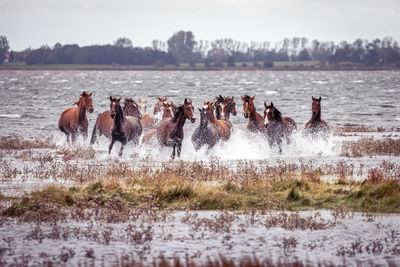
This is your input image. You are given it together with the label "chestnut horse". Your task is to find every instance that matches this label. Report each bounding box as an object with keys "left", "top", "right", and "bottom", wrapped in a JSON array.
[
  {"left": 204, "top": 101, "right": 231, "bottom": 141},
  {"left": 303, "top": 96, "right": 330, "bottom": 140},
  {"left": 140, "top": 97, "right": 167, "bottom": 130},
  {"left": 263, "top": 102, "right": 297, "bottom": 153},
  {"left": 108, "top": 97, "right": 142, "bottom": 156},
  {"left": 241, "top": 95, "right": 265, "bottom": 133},
  {"left": 90, "top": 98, "right": 141, "bottom": 145},
  {"left": 142, "top": 102, "right": 176, "bottom": 144},
  {"left": 192, "top": 105, "right": 220, "bottom": 151},
  {"left": 58, "top": 91, "right": 94, "bottom": 143},
  {"left": 157, "top": 99, "right": 196, "bottom": 159},
  {"left": 215, "top": 95, "right": 237, "bottom": 124}
]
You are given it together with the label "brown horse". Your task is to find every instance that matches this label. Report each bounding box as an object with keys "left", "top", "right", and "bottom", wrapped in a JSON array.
[
  {"left": 204, "top": 101, "right": 231, "bottom": 141},
  {"left": 108, "top": 97, "right": 142, "bottom": 156},
  {"left": 90, "top": 98, "right": 141, "bottom": 145},
  {"left": 157, "top": 99, "right": 196, "bottom": 159},
  {"left": 58, "top": 91, "right": 94, "bottom": 143},
  {"left": 215, "top": 95, "right": 237, "bottom": 124},
  {"left": 263, "top": 102, "right": 297, "bottom": 153},
  {"left": 303, "top": 96, "right": 330, "bottom": 140},
  {"left": 140, "top": 97, "right": 168, "bottom": 130},
  {"left": 142, "top": 102, "right": 176, "bottom": 144},
  {"left": 241, "top": 95, "right": 265, "bottom": 133}
]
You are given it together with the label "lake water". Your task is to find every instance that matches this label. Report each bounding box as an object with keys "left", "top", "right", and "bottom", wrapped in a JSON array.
[{"left": 0, "top": 70, "right": 399, "bottom": 137}]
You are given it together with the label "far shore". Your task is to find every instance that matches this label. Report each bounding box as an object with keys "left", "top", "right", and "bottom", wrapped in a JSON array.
[{"left": 1, "top": 63, "right": 400, "bottom": 71}]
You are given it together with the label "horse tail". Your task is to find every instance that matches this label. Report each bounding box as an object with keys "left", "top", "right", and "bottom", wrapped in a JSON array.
[{"left": 90, "top": 116, "right": 99, "bottom": 145}]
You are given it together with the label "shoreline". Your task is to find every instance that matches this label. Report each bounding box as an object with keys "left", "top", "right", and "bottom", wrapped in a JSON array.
[{"left": 1, "top": 64, "right": 400, "bottom": 71}]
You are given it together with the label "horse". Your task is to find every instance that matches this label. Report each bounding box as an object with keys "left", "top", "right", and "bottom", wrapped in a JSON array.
[
  {"left": 241, "top": 95, "right": 265, "bottom": 133},
  {"left": 140, "top": 97, "right": 168, "bottom": 130},
  {"left": 215, "top": 95, "right": 237, "bottom": 124},
  {"left": 263, "top": 102, "right": 297, "bottom": 153},
  {"left": 303, "top": 96, "right": 330, "bottom": 140},
  {"left": 138, "top": 97, "right": 147, "bottom": 117},
  {"left": 204, "top": 101, "right": 231, "bottom": 141},
  {"left": 90, "top": 98, "right": 141, "bottom": 145},
  {"left": 157, "top": 99, "right": 196, "bottom": 159},
  {"left": 141, "top": 102, "right": 176, "bottom": 144},
  {"left": 108, "top": 97, "right": 142, "bottom": 156},
  {"left": 191, "top": 105, "right": 220, "bottom": 151},
  {"left": 58, "top": 91, "right": 94, "bottom": 143}
]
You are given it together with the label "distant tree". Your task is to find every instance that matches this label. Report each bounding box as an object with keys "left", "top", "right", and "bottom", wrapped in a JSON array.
[
  {"left": 154, "top": 59, "right": 165, "bottom": 67},
  {"left": 189, "top": 59, "right": 195, "bottom": 67},
  {"left": 227, "top": 56, "right": 235, "bottom": 67},
  {"left": 167, "top": 31, "right": 196, "bottom": 63},
  {"left": 204, "top": 57, "right": 212, "bottom": 67},
  {"left": 0, "top": 35, "right": 10, "bottom": 64},
  {"left": 9, "top": 51, "right": 14, "bottom": 63},
  {"left": 114, "top": 37, "right": 133, "bottom": 48},
  {"left": 263, "top": 60, "right": 273, "bottom": 68},
  {"left": 297, "top": 49, "right": 310, "bottom": 61}
]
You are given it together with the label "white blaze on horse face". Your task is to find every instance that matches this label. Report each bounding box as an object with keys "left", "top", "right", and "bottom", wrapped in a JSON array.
[
  {"left": 264, "top": 108, "right": 271, "bottom": 125},
  {"left": 220, "top": 103, "right": 226, "bottom": 119},
  {"left": 191, "top": 106, "right": 196, "bottom": 119}
]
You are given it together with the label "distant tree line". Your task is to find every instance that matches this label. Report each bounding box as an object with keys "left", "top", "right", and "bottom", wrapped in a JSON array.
[{"left": 1, "top": 33, "right": 400, "bottom": 67}]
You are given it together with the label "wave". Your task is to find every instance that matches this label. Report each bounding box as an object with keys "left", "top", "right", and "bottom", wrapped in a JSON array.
[{"left": 0, "top": 114, "right": 22, "bottom": 119}]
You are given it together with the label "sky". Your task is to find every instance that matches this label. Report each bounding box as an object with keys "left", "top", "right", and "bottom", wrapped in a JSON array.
[{"left": 1, "top": 0, "right": 400, "bottom": 51}]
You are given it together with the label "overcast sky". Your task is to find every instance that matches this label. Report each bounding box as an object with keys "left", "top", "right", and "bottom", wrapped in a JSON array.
[{"left": 1, "top": 0, "right": 399, "bottom": 51}]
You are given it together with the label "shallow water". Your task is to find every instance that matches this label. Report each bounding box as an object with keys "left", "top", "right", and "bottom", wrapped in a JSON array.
[{"left": 1, "top": 210, "right": 399, "bottom": 266}]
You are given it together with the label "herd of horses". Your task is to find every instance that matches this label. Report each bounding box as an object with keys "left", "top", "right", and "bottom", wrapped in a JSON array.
[{"left": 58, "top": 92, "right": 329, "bottom": 158}]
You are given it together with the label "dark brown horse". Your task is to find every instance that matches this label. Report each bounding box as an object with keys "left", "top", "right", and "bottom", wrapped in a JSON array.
[
  {"left": 215, "top": 95, "right": 237, "bottom": 124},
  {"left": 142, "top": 101, "right": 176, "bottom": 144},
  {"left": 191, "top": 105, "right": 220, "bottom": 151},
  {"left": 263, "top": 102, "right": 297, "bottom": 153},
  {"left": 157, "top": 99, "right": 196, "bottom": 159},
  {"left": 204, "top": 101, "right": 231, "bottom": 141},
  {"left": 140, "top": 97, "right": 167, "bottom": 130},
  {"left": 58, "top": 91, "right": 94, "bottom": 143},
  {"left": 90, "top": 98, "right": 141, "bottom": 145},
  {"left": 241, "top": 95, "right": 265, "bottom": 133},
  {"left": 108, "top": 97, "right": 142, "bottom": 156},
  {"left": 303, "top": 96, "right": 330, "bottom": 140}
]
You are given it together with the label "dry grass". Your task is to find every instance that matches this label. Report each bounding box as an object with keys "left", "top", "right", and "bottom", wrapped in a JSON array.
[
  {"left": 340, "top": 137, "right": 400, "bottom": 157},
  {"left": 0, "top": 135, "right": 58, "bottom": 150}
]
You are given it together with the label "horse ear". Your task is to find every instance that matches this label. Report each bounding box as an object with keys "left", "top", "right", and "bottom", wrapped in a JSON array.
[
  {"left": 231, "top": 96, "right": 234, "bottom": 101},
  {"left": 184, "top": 98, "right": 188, "bottom": 104},
  {"left": 241, "top": 96, "right": 245, "bottom": 101},
  {"left": 117, "top": 98, "right": 121, "bottom": 103},
  {"left": 270, "top": 102, "right": 274, "bottom": 107},
  {"left": 89, "top": 92, "right": 92, "bottom": 96},
  {"left": 158, "top": 97, "right": 162, "bottom": 101},
  {"left": 312, "top": 96, "right": 315, "bottom": 101},
  {"left": 264, "top": 101, "right": 267, "bottom": 108},
  {"left": 319, "top": 97, "right": 322, "bottom": 101},
  {"left": 109, "top": 96, "right": 113, "bottom": 102},
  {"left": 165, "top": 97, "right": 167, "bottom": 101},
  {"left": 251, "top": 95, "right": 255, "bottom": 100}
]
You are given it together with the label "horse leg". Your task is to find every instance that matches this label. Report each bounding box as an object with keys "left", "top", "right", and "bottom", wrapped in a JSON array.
[
  {"left": 177, "top": 142, "right": 182, "bottom": 158},
  {"left": 171, "top": 144, "right": 176, "bottom": 159},
  {"left": 71, "top": 133, "right": 77, "bottom": 144},
  {"left": 109, "top": 138, "right": 116, "bottom": 154},
  {"left": 119, "top": 140, "right": 127, "bottom": 157}
]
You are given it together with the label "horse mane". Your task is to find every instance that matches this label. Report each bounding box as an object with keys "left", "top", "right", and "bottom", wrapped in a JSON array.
[
  {"left": 267, "top": 105, "right": 282, "bottom": 119},
  {"left": 172, "top": 105, "right": 184, "bottom": 122},
  {"left": 243, "top": 95, "right": 251, "bottom": 102}
]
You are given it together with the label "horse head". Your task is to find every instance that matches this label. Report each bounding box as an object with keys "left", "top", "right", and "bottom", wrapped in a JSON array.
[
  {"left": 124, "top": 98, "right": 142, "bottom": 119},
  {"left": 109, "top": 96, "right": 121, "bottom": 119},
  {"left": 199, "top": 104, "right": 212, "bottom": 126},
  {"left": 154, "top": 96, "right": 168, "bottom": 115},
  {"left": 138, "top": 97, "right": 147, "bottom": 116},
  {"left": 214, "top": 95, "right": 225, "bottom": 120},
  {"left": 75, "top": 91, "right": 94, "bottom": 113},
  {"left": 311, "top": 96, "right": 322, "bottom": 119},
  {"left": 183, "top": 98, "right": 196, "bottom": 123},
  {"left": 241, "top": 95, "right": 255, "bottom": 118},
  {"left": 162, "top": 101, "right": 176, "bottom": 118},
  {"left": 264, "top": 102, "right": 281, "bottom": 127},
  {"left": 225, "top": 96, "right": 237, "bottom": 117}
]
